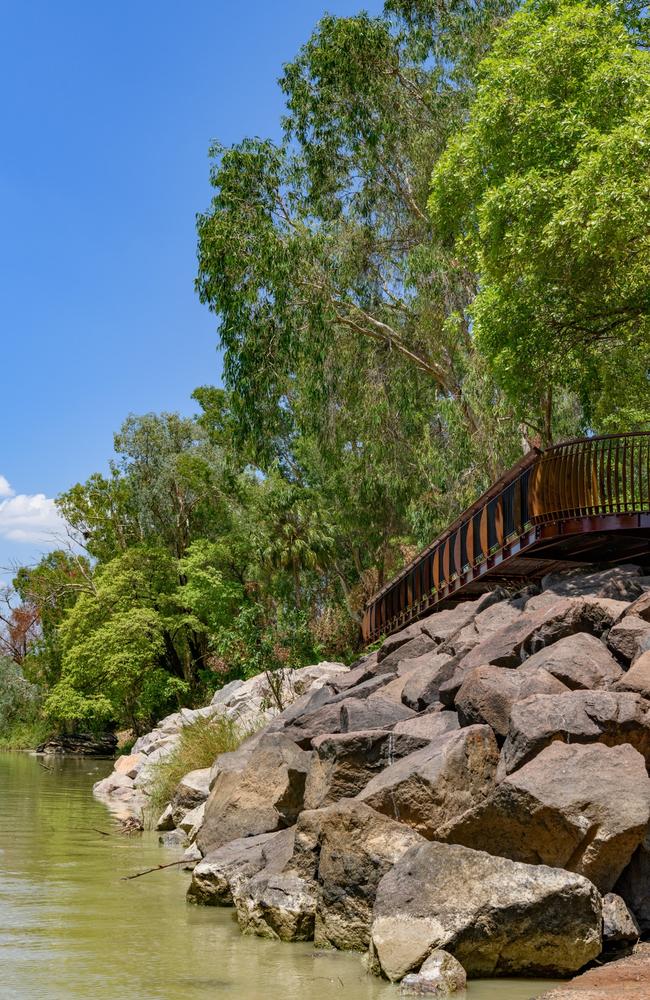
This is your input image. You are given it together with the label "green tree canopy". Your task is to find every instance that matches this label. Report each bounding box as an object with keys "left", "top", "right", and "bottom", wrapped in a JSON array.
[{"left": 429, "top": 0, "right": 650, "bottom": 440}]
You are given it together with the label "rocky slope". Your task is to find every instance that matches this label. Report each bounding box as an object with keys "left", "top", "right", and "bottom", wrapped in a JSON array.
[{"left": 95, "top": 563, "right": 650, "bottom": 991}]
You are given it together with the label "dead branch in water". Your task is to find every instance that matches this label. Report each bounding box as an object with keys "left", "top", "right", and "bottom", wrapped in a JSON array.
[{"left": 121, "top": 859, "right": 188, "bottom": 880}]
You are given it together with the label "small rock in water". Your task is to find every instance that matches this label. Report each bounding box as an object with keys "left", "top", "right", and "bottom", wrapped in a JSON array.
[
  {"left": 400, "top": 950, "right": 467, "bottom": 995},
  {"left": 158, "top": 829, "right": 187, "bottom": 847},
  {"left": 155, "top": 804, "right": 175, "bottom": 831}
]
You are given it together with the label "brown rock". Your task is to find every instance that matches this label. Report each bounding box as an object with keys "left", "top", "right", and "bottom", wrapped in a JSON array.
[
  {"left": 304, "top": 729, "right": 429, "bottom": 809},
  {"left": 619, "top": 590, "right": 650, "bottom": 624},
  {"left": 392, "top": 710, "right": 459, "bottom": 740},
  {"left": 197, "top": 734, "right": 312, "bottom": 855},
  {"left": 614, "top": 651, "right": 650, "bottom": 698},
  {"left": 187, "top": 828, "right": 294, "bottom": 906},
  {"left": 340, "top": 696, "right": 415, "bottom": 733},
  {"left": 290, "top": 799, "right": 426, "bottom": 951},
  {"left": 113, "top": 752, "right": 144, "bottom": 779},
  {"left": 234, "top": 871, "right": 316, "bottom": 942},
  {"left": 420, "top": 591, "right": 504, "bottom": 644},
  {"left": 369, "top": 841, "right": 602, "bottom": 981},
  {"left": 330, "top": 662, "right": 376, "bottom": 691},
  {"left": 367, "top": 672, "right": 412, "bottom": 705},
  {"left": 396, "top": 651, "right": 450, "bottom": 677},
  {"left": 539, "top": 565, "right": 643, "bottom": 601},
  {"left": 283, "top": 694, "right": 414, "bottom": 749},
  {"left": 358, "top": 726, "right": 499, "bottom": 838},
  {"left": 401, "top": 654, "right": 457, "bottom": 711},
  {"left": 458, "top": 597, "right": 614, "bottom": 673},
  {"left": 377, "top": 622, "right": 428, "bottom": 663},
  {"left": 442, "top": 598, "right": 524, "bottom": 659},
  {"left": 379, "top": 633, "right": 438, "bottom": 669},
  {"left": 455, "top": 665, "right": 568, "bottom": 738},
  {"left": 607, "top": 615, "right": 650, "bottom": 665},
  {"left": 440, "top": 742, "right": 650, "bottom": 892},
  {"left": 519, "top": 633, "right": 624, "bottom": 691},
  {"left": 502, "top": 690, "right": 650, "bottom": 775}
]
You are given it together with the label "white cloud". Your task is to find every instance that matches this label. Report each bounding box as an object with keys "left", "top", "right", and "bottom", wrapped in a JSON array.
[
  {"left": 0, "top": 484, "right": 67, "bottom": 545},
  {"left": 0, "top": 475, "right": 15, "bottom": 498}
]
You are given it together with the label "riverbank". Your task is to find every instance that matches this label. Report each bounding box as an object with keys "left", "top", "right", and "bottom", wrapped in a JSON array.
[
  {"left": 92, "top": 562, "right": 650, "bottom": 994},
  {"left": 0, "top": 751, "right": 557, "bottom": 999}
]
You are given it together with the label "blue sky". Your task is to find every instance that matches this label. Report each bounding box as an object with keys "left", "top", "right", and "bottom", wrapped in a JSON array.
[{"left": 0, "top": 0, "right": 382, "bottom": 573}]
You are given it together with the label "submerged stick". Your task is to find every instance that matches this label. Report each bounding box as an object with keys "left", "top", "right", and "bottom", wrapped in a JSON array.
[{"left": 121, "top": 859, "right": 188, "bottom": 880}]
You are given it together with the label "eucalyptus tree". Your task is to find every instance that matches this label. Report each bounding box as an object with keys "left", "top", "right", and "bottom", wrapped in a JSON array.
[{"left": 195, "top": 1, "right": 523, "bottom": 551}]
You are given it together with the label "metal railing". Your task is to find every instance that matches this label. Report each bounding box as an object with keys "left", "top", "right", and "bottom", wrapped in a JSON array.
[{"left": 362, "top": 432, "right": 650, "bottom": 642}]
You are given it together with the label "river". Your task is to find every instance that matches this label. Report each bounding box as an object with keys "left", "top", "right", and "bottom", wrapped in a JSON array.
[{"left": 0, "top": 752, "right": 560, "bottom": 999}]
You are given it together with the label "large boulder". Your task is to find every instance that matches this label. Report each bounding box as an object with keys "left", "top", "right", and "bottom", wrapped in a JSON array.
[
  {"left": 539, "top": 564, "right": 644, "bottom": 601},
  {"left": 340, "top": 696, "right": 416, "bottom": 733},
  {"left": 440, "top": 742, "right": 650, "bottom": 892},
  {"left": 501, "top": 690, "right": 650, "bottom": 775},
  {"left": 377, "top": 621, "right": 428, "bottom": 663},
  {"left": 281, "top": 701, "right": 345, "bottom": 748},
  {"left": 358, "top": 726, "right": 499, "bottom": 838},
  {"left": 113, "top": 752, "right": 145, "bottom": 779},
  {"left": 607, "top": 615, "right": 650, "bottom": 665},
  {"left": 304, "top": 729, "right": 429, "bottom": 810},
  {"left": 234, "top": 871, "right": 316, "bottom": 942},
  {"left": 401, "top": 654, "right": 457, "bottom": 712},
  {"left": 378, "top": 633, "right": 438, "bottom": 670},
  {"left": 441, "top": 597, "right": 524, "bottom": 659},
  {"left": 289, "top": 799, "right": 425, "bottom": 950},
  {"left": 369, "top": 841, "right": 602, "bottom": 981},
  {"left": 420, "top": 592, "right": 503, "bottom": 645},
  {"left": 282, "top": 695, "right": 414, "bottom": 749},
  {"left": 455, "top": 665, "right": 568, "bottom": 739},
  {"left": 392, "top": 710, "right": 459, "bottom": 740},
  {"left": 187, "top": 829, "right": 293, "bottom": 906},
  {"left": 197, "top": 734, "right": 312, "bottom": 855},
  {"left": 518, "top": 633, "right": 624, "bottom": 691},
  {"left": 457, "top": 597, "right": 615, "bottom": 673}
]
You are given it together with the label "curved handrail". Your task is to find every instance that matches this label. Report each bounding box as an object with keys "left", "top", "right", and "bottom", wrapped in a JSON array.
[{"left": 362, "top": 431, "right": 650, "bottom": 642}]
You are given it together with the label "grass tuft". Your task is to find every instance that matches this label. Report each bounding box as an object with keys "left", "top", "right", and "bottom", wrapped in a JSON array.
[
  {"left": 0, "top": 717, "right": 53, "bottom": 751},
  {"left": 146, "top": 714, "right": 249, "bottom": 820}
]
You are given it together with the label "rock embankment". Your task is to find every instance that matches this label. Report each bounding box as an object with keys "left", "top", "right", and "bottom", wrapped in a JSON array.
[{"left": 98, "top": 563, "right": 650, "bottom": 990}]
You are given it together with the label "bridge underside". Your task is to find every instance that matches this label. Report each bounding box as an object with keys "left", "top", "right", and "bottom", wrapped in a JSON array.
[{"left": 423, "top": 515, "right": 650, "bottom": 613}]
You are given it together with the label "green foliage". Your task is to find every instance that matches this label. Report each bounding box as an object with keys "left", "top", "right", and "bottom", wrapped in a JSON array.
[
  {"left": 0, "top": 656, "right": 41, "bottom": 731},
  {"left": 214, "top": 603, "right": 321, "bottom": 686},
  {"left": 0, "top": 717, "right": 53, "bottom": 751},
  {"left": 147, "top": 714, "right": 249, "bottom": 818},
  {"left": 429, "top": 0, "right": 650, "bottom": 437}
]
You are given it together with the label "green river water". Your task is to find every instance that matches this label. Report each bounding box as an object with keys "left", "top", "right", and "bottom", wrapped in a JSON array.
[{"left": 0, "top": 752, "right": 561, "bottom": 1000}]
